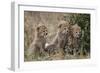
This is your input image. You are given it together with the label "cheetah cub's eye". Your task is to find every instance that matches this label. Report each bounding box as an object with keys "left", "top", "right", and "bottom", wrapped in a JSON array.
[
  {"left": 64, "top": 28, "right": 66, "bottom": 29},
  {"left": 46, "top": 33, "right": 48, "bottom": 35},
  {"left": 43, "top": 30, "right": 45, "bottom": 32}
]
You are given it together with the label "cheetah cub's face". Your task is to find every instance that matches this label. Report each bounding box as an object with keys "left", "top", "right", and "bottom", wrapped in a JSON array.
[
  {"left": 71, "top": 24, "right": 81, "bottom": 38},
  {"left": 58, "top": 21, "right": 69, "bottom": 35},
  {"left": 37, "top": 25, "right": 48, "bottom": 38}
]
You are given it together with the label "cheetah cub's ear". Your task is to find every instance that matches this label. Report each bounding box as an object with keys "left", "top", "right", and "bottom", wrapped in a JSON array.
[
  {"left": 58, "top": 20, "right": 67, "bottom": 28},
  {"left": 58, "top": 20, "right": 70, "bottom": 29},
  {"left": 72, "top": 24, "right": 81, "bottom": 33}
]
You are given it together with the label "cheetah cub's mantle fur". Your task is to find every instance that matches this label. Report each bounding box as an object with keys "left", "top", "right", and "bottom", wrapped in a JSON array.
[{"left": 27, "top": 25, "right": 48, "bottom": 60}]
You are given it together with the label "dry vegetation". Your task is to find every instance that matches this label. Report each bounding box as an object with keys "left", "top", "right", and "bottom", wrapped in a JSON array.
[{"left": 24, "top": 11, "right": 90, "bottom": 61}]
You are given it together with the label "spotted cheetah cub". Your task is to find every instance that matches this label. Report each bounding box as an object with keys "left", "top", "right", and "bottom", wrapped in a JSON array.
[
  {"left": 66, "top": 24, "right": 81, "bottom": 56},
  {"left": 27, "top": 25, "right": 48, "bottom": 61},
  {"left": 45, "top": 20, "right": 69, "bottom": 58}
]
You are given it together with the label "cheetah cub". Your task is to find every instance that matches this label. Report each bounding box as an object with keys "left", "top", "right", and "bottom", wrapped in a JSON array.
[{"left": 27, "top": 25, "right": 48, "bottom": 61}]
